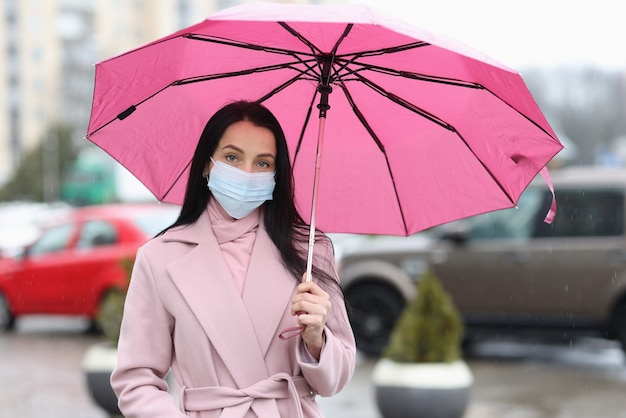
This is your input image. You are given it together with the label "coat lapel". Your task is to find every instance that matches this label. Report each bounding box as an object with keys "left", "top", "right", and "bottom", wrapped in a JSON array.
[
  {"left": 164, "top": 212, "right": 270, "bottom": 387},
  {"left": 242, "top": 222, "right": 299, "bottom": 355}
]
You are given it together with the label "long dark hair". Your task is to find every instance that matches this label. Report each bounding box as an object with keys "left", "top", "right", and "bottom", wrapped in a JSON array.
[{"left": 159, "top": 100, "right": 336, "bottom": 287}]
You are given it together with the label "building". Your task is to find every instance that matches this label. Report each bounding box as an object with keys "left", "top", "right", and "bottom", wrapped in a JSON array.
[{"left": 1, "top": 0, "right": 323, "bottom": 190}]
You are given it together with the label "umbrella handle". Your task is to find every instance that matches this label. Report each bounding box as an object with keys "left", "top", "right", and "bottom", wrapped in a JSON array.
[{"left": 305, "top": 116, "right": 327, "bottom": 282}]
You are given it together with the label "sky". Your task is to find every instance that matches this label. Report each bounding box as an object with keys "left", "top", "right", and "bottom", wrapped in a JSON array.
[{"left": 350, "top": 0, "right": 625, "bottom": 71}]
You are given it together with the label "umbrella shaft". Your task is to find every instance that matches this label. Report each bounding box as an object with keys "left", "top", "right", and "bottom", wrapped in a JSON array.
[{"left": 305, "top": 116, "right": 327, "bottom": 282}]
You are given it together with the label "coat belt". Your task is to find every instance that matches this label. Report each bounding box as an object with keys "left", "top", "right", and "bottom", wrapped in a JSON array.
[{"left": 180, "top": 373, "right": 314, "bottom": 418}]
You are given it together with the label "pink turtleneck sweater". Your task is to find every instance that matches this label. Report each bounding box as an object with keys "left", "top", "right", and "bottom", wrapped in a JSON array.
[
  {"left": 208, "top": 199, "right": 321, "bottom": 360},
  {"left": 207, "top": 198, "right": 260, "bottom": 296}
]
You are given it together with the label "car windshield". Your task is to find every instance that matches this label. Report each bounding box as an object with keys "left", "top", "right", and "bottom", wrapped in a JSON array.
[
  {"left": 28, "top": 223, "right": 75, "bottom": 256},
  {"left": 464, "top": 188, "right": 545, "bottom": 240},
  {"left": 459, "top": 183, "right": 626, "bottom": 241},
  {"left": 131, "top": 207, "right": 179, "bottom": 237}
]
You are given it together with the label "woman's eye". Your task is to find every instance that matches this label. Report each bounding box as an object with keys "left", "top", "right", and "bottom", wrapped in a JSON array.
[
  {"left": 258, "top": 161, "right": 271, "bottom": 169},
  {"left": 225, "top": 155, "right": 237, "bottom": 162}
]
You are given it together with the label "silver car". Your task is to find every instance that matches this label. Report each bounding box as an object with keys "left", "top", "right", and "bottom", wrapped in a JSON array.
[{"left": 338, "top": 166, "right": 626, "bottom": 356}]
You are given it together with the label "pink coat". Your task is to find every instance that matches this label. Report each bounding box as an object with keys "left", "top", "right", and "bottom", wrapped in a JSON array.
[{"left": 111, "top": 209, "right": 356, "bottom": 417}]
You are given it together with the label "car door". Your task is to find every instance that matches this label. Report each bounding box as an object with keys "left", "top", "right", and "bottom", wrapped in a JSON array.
[
  {"left": 524, "top": 187, "right": 626, "bottom": 324},
  {"left": 431, "top": 188, "right": 545, "bottom": 322},
  {"left": 14, "top": 219, "right": 121, "bottom": 315},
  {"left": 14, "top": 222, "right": 78, "bottom": 313},
  {"left": 61, "top": 219, "right": 121, "bottom": 313}
]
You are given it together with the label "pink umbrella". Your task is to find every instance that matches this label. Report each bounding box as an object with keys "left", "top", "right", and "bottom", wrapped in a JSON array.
[{"left": 86, "top": 3, "right": 563, "bottom": 279}]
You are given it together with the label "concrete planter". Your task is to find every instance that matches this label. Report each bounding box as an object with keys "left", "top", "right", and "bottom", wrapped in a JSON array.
[
  {"left": 372, "top": 358, "right": 473, "bottom": 418},
  {"left": 82, "top": 342, "right": 122, "bottom": 417}
]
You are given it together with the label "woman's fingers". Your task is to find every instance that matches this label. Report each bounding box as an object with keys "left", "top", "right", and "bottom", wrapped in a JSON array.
[
  {"left": 290, "top": 275, "right": 331, "bottom": 358},
  {"left": 291, "top": 282, "right": 330, "bottom": 315}
]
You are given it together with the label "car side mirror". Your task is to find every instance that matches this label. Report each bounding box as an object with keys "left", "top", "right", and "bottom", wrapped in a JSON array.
[{"left": 437, "top": 221, "right": 469, "bottom": 245}]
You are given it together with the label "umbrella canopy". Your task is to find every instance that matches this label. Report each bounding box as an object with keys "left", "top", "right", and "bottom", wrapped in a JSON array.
[{"left": 86, "top": 2, "right": 563, "bottom": 237}]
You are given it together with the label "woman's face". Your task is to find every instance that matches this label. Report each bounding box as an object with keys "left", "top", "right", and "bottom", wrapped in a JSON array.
[{"left": 204, "top": 120, "right": 277, "bottom": 176}]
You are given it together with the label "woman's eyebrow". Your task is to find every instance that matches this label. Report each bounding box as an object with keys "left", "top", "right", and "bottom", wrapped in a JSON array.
[
  {"left": 221, "top": 144, "right": 275, "bottom": 159},
  {"left": 221, "top": 144, "right": 244, "bottom": 153}
]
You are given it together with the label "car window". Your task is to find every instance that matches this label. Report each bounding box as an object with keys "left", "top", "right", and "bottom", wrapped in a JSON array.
[
  {"left": 534, "top": 188, "right": 624, "bottom": 238},
  {"left": 77, "top": 220, "right": 118, "bottom": 248},
  {"left": 28, "top": 223, "right": 74, "bottom": 256},
  {"left": 131, "top": 208, "right": 179, "bottom": 237},
  {"left": 466, "top": 188, "right": 544, "bottom": 240}
]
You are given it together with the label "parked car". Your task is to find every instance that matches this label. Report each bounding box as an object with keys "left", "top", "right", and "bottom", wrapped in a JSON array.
[
  {"left": 0, "top": 201, "right": 73, "bottom": 258},
  {"left": 0, "top": 203, "right": 180, "bottom": 330},
  {"left": 338, "top": 166, "right": 626, "bottom": 356}
]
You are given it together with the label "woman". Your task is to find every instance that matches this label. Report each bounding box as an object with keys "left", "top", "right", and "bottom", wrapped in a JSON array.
[{"left": 111, "top": 100, "right": 356, "bottom": 417}]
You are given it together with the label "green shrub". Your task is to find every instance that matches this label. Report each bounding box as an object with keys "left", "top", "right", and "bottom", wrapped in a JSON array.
[
  {"left": 95, "top": 256, "right": 134, "bottom": 345},
  {"left": 382, "top": 269, "right": 463, "bottom": 363}
]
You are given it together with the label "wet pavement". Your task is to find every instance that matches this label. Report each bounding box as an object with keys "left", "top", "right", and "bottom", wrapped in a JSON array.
[
  {"left": 0, "top": 317, "right": 107, "bottom": 418},
  {"left": 3, "top": 317, "right": 626, "bottom": 417},
  {"left": 322, "top": 339, "right": 626, "bottom": 418}
]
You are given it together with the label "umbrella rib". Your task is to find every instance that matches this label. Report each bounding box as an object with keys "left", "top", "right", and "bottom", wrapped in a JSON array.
[
  {"left": 334, "top": 58, "right": 481, "bottom": 89},
  {"left": 160, "top": 158, "right": 193, "bottom": 202},
  {"left": 336, "top": 41, "right": 430, "bottom": 60},
  {"left": 292, "top": 90, "right": 319, "bottom": 160},
  {"left": 326, "top": 41, "right": 429, "bottom": 80},
  {"left": 183, "top": 34, "right": 317, "bottom": 58},
  {"left": 277, "top": 22, "right": 353, "bottom": 58},
  {"left": 347, "top": 70, "right": 455, "bottom": 131},
  {"left": 337, "top": 82, "right": 410, "bottom": 235},
  {"left": 172, "top": 63, "right": 314, "bottom": 85},
  {"left": 335, "top": 59, "right": 558, "bottom": 142},
  {"left": 277, "top": 22, "right": 325, "bottom": 56},
  {"left": 185, "top": 33, "right": 334, "bottom": 82},
  {"left": 343, "top": 73, "right": 519, "bottom": 207},
  {"left": 256, "top": 73, "right": 306, "bottom": 103},
  {"left": 86, "top": 82, "right": 172, "bottom": 136},
  {"left": 88, "top": 62, "right": 319, "bottom": 137},
  {"left": 360, "top": 41, "right": 430, "bottom": 56},
  {"left": 341, "top": 59, "right": 558, "bottom": 142},
  {"left": 184, "top": 32, "right": 339, "bottom": 86}
]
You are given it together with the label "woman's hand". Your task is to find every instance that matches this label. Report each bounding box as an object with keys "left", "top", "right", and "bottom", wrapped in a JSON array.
[{"left": 290, "top": 273, "right": 331, "bottom": 360}]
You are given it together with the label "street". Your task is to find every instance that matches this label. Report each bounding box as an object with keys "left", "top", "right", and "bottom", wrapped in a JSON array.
[{"left": 2, "top": 317, "right": 626, "bottom": 417}]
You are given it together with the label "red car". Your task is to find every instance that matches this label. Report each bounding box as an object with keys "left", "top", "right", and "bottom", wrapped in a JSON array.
[{"left": 0, "top": 203, "right": 180, "bottom": 330}]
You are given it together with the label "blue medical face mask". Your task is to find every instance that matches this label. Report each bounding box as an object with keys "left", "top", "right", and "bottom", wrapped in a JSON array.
[{"left": 207, "top": 159, "right": 276, "bottom": 219}]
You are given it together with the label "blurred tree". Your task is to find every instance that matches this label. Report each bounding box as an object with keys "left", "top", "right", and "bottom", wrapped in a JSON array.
[
  {"left": 523, "top": 67, "right": 626, "bottom": 165},
  {"left": 0, "top": 124, "right": 79, "bottom": 202}
]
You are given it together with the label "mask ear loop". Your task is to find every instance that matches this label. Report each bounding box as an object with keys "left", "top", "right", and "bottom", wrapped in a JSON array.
[{"left": 202, "top": 158, "right": 213, "bottom": 185}]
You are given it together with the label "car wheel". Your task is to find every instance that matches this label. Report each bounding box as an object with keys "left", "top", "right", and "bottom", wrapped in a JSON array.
[
  {"left": 0, "top": 293, "right": 16, "bottom": 331},
  {"left": 344, "top": 281, "right": 405, "bottom": 357}
]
